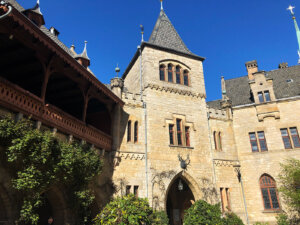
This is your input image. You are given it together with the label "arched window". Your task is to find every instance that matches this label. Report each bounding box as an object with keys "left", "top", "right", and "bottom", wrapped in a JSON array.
[
  {"left": 159, "top": 64, "right": 166, "bottom": 81},
  {"left": 176, "top": 66, "right": 181, "bottom": 84},
  {"left": 127, "top": 120, "right": 132, "bottom": 142},
  {"left": 260, "top": 175, "right": 280, "bottom": 210},
  {"left": 218, "top": 132, "right": 222, "bottom": 151},
  {"left": 168, "top": 64, "right": 173, "bottom": 82},
  {"left": 134, "top": 121, "right": 138, "bottom": 143},
  {"left": 183, "top": 70, "right": 189, "bottom": 86}
]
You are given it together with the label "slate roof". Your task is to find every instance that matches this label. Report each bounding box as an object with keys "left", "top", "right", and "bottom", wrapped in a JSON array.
[
  {"left": 148, "top": 10, "right": 195, "bottom": 57},
  {"left": 207, "top": 65, "right": 300, "bottom": 108},
  {"left": 6, "top": 0, "right": 76, "bottom": 58}
]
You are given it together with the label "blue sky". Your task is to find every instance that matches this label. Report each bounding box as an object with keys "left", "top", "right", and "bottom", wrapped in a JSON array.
[{"left": 17, "top": 0, "right": 300, "bottom": 101}]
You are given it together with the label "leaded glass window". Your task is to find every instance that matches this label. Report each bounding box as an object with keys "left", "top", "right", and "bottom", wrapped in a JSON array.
[
  {"left": 176, "top": 119, "right": 182, "bottom": 146},
  {"left": 281, "top": 129, "right": 292, "bottom": 149},
  {"left": 176, "top": 66, "right": 181, "bottom": 84},
  {"left": 168, "top": 64, "right": 173, "bottom": 82},
  {"left": 290, "top": 127, "right": 300, "bottom": 148},
  {"left": 249, "top": 132, "right": 258, "bottom": 152},
  {"left": 260, "top": 175, "right": 280, "bottom": 210},
  {"left": 169, "top": 124, "right": 174, "bottom": 145},
  {"left": 258, "top": 131, "right": 268, "bottom": 151},
  {"left": 159, "top": 65, "right": 165, "bottom": 81}
]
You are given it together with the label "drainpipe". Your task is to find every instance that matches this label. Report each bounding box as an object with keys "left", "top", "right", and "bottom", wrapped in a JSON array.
[
  {"left": 234, "top": 165, "right": 250, "bottom": 225},
  {"left": 206, "top": 112, "right": 217, "bottom": 189},
  {"left": 0, "top": 1, "right": 12, "bottom": 20},
  {"left": 138, "top": 43, "right": 149, "bottom": 199}
]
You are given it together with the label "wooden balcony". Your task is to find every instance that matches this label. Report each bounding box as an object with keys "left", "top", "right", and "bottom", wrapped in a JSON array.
[{"left": 0, "top": 77, "right": 112, "bottom": 150}]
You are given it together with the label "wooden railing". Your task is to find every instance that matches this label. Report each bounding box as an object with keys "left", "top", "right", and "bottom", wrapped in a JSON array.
[{"left": 0, "top": 78, "right": 112, "bottom": 150}]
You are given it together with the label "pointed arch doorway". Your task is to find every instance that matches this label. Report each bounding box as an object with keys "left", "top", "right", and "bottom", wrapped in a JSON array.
[{"left": 166, "top": 176, "right": 195, "bottom": 225}]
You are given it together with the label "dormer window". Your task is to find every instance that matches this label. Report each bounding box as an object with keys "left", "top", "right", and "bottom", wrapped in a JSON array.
[
  {"left": 264, "top": 91, "right": 270, "bottom": 102},
  {"left": 159, "top": 62, "right": 190, "bottom": 86},
  {"left": 258, "top": 91, "right": 270, "bottom": 103}
]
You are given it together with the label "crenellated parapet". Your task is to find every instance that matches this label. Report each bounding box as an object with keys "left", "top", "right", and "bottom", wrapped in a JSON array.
[
  {"left": 207, "top": 107, "right": 228, "bottom": 120},
  {"left": 122, "top": 91, "right": 144, "bottom": 108}
]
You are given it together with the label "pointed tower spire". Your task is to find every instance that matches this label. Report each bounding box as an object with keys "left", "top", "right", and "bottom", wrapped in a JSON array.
[
  {"left": 287, "top": 5, "right": 300, "bottom": 63},
  {"left": 160, "top": 0, "right": 163, "bottom": 11},
  {"left": 23, "top": 0, "right": 45, "bottom": 26},
  {"left": 75, "top": 41, "right": 90, "bottom": 68},
  {"left": 81, "top": 41, "right": 89, "bottom": 59},
  {"left": 148, "top": 9, "right": 192, "bottom": 55}
]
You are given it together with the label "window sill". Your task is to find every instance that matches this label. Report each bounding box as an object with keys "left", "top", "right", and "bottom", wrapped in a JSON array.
[
  {"left": 252, "top": 150, "right": 268, "bottom": 153},
  {"left": 169, "top": 145, "right": 194, "bottom": 149},
  {"left": 262, "top": 209, "right": 282, "bottom": 214}
]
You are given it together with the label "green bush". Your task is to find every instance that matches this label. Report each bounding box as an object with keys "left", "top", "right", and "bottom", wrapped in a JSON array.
[
  {"left": 183, "top": 200, "right": 223, "bottom": 225},
  {"left": 276, "top": 213, "right": 289, "bottom": 225},
  {"left": 223, "top": 212, "right": 244, "bottom": 225},
  {"left": 253, "top": 222, "right": 269, "bottom": 225},
  {"left": 94, "top": 194, "right": 153, "bottom": 225},
  {"left": 183, "top": 200, "right": 244, "bottom": 225},
  {"left": 150, "top": 210, "right": 169, "bottom": 225}
]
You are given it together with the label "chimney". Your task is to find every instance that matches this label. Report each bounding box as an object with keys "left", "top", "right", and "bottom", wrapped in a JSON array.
[
  {"left": 278, "top": 62, "right": 288, "bottom": 69},
  {"left": 245, "top": 60, "right": 258, "bottom": 80},
  {"left": 49, "top": 27, "right": 59, "bottom": 37}
]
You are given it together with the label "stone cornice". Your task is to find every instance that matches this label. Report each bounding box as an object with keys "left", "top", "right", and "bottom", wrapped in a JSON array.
[
  {"left": 213, "top": 159, "right": 240, "bottom": 167},
  {"left": 144, "top": 83, "right": 206, "bottom": 98},
  {"left": 115, "top": 151, "right": 145, "bottom": 160}
]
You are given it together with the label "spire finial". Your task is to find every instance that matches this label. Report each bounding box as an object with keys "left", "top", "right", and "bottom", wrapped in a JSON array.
[
  {"left": 160, "top": 0, "right": 163, "bottom": 10},
  {"left": 140, "top": 24, "right": 144, "bottom": 42},
  {"left": 287, "top": 5, "right": 300, "bottom": 63},
  {"left": 115, "top": 63, "right": 120, "bottom": 78}
]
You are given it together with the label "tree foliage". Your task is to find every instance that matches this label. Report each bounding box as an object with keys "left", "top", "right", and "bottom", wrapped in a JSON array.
[
  {"left": 223, "top": 212, "right": 244, "bottom": 225},
  {"left": 0, "top": 116, "right": 102, "bottom": 224},
  {"left": 150, "top": 210, "right": 169, "bottom": 225},
  {"left": 278, "top": 158, "right": 300, "bottom": 224},
  {"left": 94, "top": 194, "right": 169, "bottom": 225},
  {"left": 183, "top": 200, "right": 244, "bottom": 225},
  {"left": 183, "top": 200, "right": 223, "bottom": 225}
]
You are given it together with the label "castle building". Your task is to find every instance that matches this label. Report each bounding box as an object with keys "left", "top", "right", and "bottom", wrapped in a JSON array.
[{"left": 0, "top": 0, "right": 300, "bottom": 225}]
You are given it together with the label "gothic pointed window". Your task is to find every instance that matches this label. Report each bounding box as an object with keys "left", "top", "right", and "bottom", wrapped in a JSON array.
[
  {"left": 183, "top": 70, "right": 189, "bottom": 86},
  {"left": 176, "top": 66, "right": 181, "bottom": 84},
  {"left": 168, "top": 64, "right": 173, "bottom": 82},
  {"left": 260, "top": 175, "right": 280, "bottom": 210},
  {"left": 160, "top": 64, "right": 166, "bottom": 81}
]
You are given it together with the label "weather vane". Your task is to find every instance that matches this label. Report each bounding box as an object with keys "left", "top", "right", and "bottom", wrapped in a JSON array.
[{"left": 287, "top": 5, "right": 295, "bottom": 15}]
